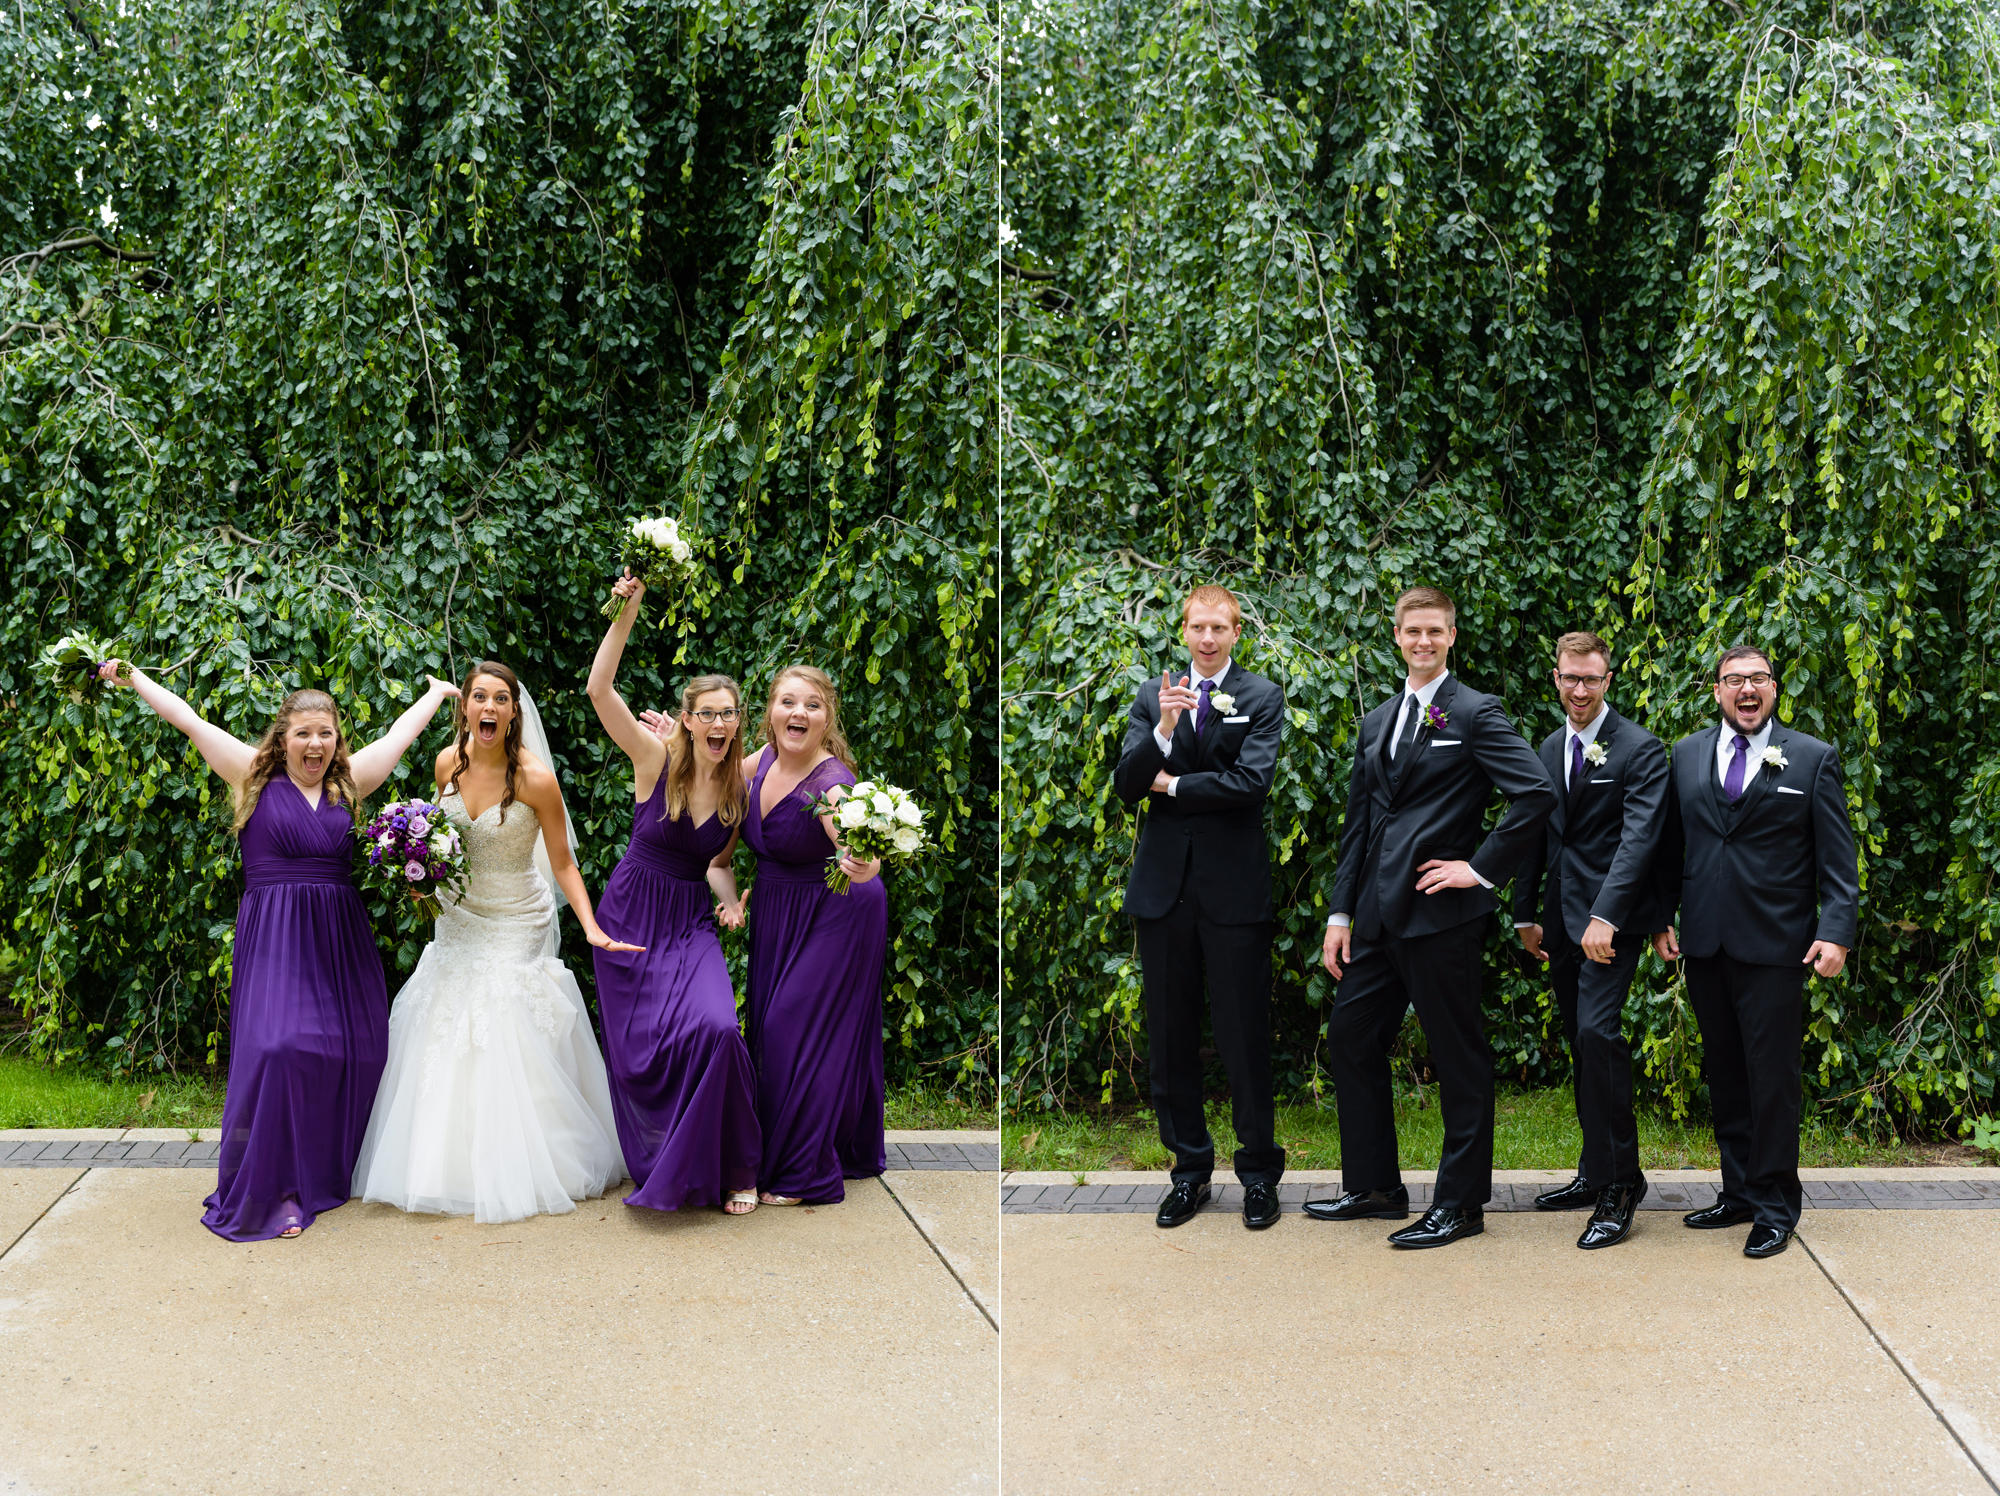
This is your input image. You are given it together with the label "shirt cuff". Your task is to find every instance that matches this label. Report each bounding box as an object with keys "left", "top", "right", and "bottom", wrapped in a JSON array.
[
  {"left": 1152, "top": 724, "right": 1172, "bottom": 755},
  {"left": 1588, "top": 917, "right": 1619, "bottom": 932},
  {"left": 1327, "top": 913, "right": 1351, "bottom": 928},
  {"left": 1166, "top": 776, "right": 1180, "bottom": 797},
  {"left": 1470, "top": 867, "right": 1494, "bottom": 889},
  {"left": 1513, "top": 921, "right": 1538, "bottom": 930}
]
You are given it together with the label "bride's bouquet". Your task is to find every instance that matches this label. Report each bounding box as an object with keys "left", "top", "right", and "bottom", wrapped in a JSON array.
[
  {"left": 809, "top": 780, "right": 929, "bottom": 894},
  {"left": 600, "top": 514, "right": 699, "bottom": 621},
  {"left": 36, "top": 631, "right": 131, "bottom": 715},
  {"left": 356, "top": 800, "right": 468, "bottom": 919}
]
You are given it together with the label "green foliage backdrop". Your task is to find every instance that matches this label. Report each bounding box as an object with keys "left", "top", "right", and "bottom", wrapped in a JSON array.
[
  {"left": 1001, "top": 0, "right": 2000, "bottom": 1134},
  {"left": 2, "top": 0, "right": 997, "bottom": 1096}
]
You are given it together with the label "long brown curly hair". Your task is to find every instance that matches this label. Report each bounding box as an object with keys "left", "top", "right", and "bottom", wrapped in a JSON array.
[
  {"left": 446, "top": 660, "right": 525, "bottom": 823},
  {"left": 755, "top": 664, "right": 855, "bottom": 772},
  {"left": 232, "top": 689, "right": 360, "bottom": 834},
  {"left": 661, "top": 674, "right": 748, "bottom": 826}
]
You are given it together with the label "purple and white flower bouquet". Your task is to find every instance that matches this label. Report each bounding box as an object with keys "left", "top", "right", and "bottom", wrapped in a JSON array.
[{"left": 356, "top": 800, "right": 468, "bottom": 919}]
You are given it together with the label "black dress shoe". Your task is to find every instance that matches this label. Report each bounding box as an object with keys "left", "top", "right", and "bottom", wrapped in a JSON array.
[
  {"left": 1387, "top": 1204, "right": 1484, "bottom": 1249},
  {"left": 1155, "top": 1180, "right": 1211, "bottom": 1229},
  {"left": 1242, "top": 1180, "right": 1280, "bottom": 1230},
  {"left": 1683, "top": 1201, "right": 1755, "bottom": 1230},
  {"left": 1743, "top": 1224, "right": 1792, "bottom": 1258},
  {"left": 1577, "top": 1178, "right": 1647, "bottom": 1250},
  {"left": 1533, "top": 1175, "right": 1597, "bottom": 1211},
  {"left": 1301, "top": 1186, "right": 1409, "bottom": 1222}
]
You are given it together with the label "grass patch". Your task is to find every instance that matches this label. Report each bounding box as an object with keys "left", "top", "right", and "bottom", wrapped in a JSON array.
[
  {"left": 0, "top": 1055, "right": 225, "bottom": 1131},
  {"left": 885, "top": 1081, "right": 996, "bottom": 1131},
  {"left": 1003, "top": 1087, "right": 1989, "bottom": 1174}
]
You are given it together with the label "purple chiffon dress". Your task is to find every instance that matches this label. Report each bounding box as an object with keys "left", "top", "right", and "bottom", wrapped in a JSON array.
[
  {"left": 592, "top": 774, "right": 761, "bottom": 1210},
  {"left": 203, "top": 778, "right": 387, "bottom": 1242},
  {"left": 743, "top": 752, "right": 888, "bottom": 1203}
]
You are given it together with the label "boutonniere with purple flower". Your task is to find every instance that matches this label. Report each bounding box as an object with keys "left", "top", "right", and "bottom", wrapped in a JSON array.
[{"left": 1421, "top": 704, "right": 1449, "bottom": 733}]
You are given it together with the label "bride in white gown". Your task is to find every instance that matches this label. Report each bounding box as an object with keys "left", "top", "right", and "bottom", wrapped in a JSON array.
[{"left": 352, "top": 660, "right": 632, "bottom": 1222}]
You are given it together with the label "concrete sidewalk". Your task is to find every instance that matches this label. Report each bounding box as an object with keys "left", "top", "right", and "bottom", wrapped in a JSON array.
[
  {"left": 1001, "top": 1197, "right": 2000, "bottom": 1495},
  {"left": 0, "top": 1131, "right": 997, "bottom": 1495}
]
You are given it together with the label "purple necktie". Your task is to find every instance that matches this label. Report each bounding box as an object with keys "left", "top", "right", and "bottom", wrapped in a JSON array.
[
  {"left": 1569, "top": 734, "right": 1585, "bottom": 792},
  {"left": 1195, "top": 678, "right": 1216, "bottom": 735},
  {"left": 1724, "top": 733, "right": 1749, "bottom": 802}
]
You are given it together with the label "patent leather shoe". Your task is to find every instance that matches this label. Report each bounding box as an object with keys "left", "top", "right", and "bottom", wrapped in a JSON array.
[
  {"left": 1387, "top": 1204, "right": 1484, "bottom": 1250},
  {"left": 1533, "top": 1175, "right": 1597, "bottom": 1211},
  {"left": 1576, "top": 1178, "right": 1647, "bottom": 1250},
  {"left": 1242, "top": 1180, "right": 1280, "bottom": 1230},
  {"left": 1155, "top": 1179, "right": 1211, "bottom": 1229},
  {"left": 1743, "top": 1224, "right": 1792, "bottom": 1259},
  {"left": 1683, "top": 1201, "right": 1755, "bottom": 1230},
  {"left": 1301, "top": 1185, "right": 1409, "bottom": 1222}
]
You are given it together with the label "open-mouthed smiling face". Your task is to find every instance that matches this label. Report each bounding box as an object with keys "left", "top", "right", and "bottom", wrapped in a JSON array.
[
  {"left": 285, "top": 712, "right": 340, "bottom": 786},
  {"left": 769, "top": 675, "right": 828, "bottom": 758},
  {"left": 1713, "top": 653, "right": 1777, "bottom": 735},
  {"left": 465, "top": 675, "right": 516, "bottom": 749},
  {"left": 681, "top": 687, "right": 740, "bottom": 767}
]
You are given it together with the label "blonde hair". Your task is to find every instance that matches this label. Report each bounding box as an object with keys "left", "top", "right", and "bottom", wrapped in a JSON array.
[
  {"left": 662, "top": 674, "right": 748, "bottom": 827},
  {"left": 1180, "top": 583, "right": 1242, "bottom": 626},
  {"left": 755, "top": 664, "right": 856, "bottom": 772},
  {"left": 232, "top": 690, "right": 360, "bottom": 834}
]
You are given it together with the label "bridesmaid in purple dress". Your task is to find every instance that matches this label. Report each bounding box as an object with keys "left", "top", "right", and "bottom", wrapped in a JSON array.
[
  {"left": 585, "top": 572, "right": 762, "bottom": 1214},
  {"left": 740, "top": 665, "right": 889, "bottom": 1206},
  {"left": 100, "top": 662, "right": 460, "bottom": 1241}
]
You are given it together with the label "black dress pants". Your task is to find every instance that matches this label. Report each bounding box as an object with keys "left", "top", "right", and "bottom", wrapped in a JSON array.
[
  {"left": 1326, "top": 916, "right": 1491, "bottom": 1209},
  {"left": 1684, "top": 952, "right": 1808, "bottom": 1231},
  {"left": 1548, "top": 932, "right": 1645, "bottom": 1188},
  {"left": 1135, "top": 893, "right": 1282, "bottom": 1188}
]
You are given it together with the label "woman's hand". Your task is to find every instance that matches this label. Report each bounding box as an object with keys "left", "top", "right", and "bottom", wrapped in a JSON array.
[
  {"left": 98, "top": 659, "right": 134, "bottom": 688},
  {"left": 837, "top": 852, "right": 882, "bottom": 885},
  {"left": 425, "top": 674, "right": 462, "bottom": 702},
  {"left": 586, "top": 925, "right": 646, "bottom": 953},
  {"left": 612, "top": 569, "right": 646, "bottom": 604},
  {"left": 637, "top": 709, "right": 675, "bottom": 741},
  {"left": 715, "top": 899, "right": 746, "bottom": 930}
]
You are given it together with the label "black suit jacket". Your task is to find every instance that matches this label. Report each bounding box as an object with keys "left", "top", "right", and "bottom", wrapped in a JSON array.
[
  {"left": 1112, "top": 661, "right": 1284, "bottom": 926},
  {"left": 1327, "top": 675, "right": 1556, "bottom": 941},
  {"left": 1656, "top": 723, "right": 1861, "bottom": 965},
  {"left": 1511, "top": 707, "right": 1669, "bottom": 942}
]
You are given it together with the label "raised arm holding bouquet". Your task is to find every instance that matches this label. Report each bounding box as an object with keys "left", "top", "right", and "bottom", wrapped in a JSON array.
[{"left": 96, "top": 660, "right": 458, "bottom": 1243}]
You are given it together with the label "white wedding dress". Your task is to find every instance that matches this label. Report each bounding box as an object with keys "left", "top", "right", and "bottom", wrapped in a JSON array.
[{"left": 351, "top": 785, "right": 627, "bottom": 1222}]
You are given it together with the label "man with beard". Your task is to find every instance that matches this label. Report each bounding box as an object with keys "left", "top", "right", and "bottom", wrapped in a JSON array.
[{"left": 1653, "top": 644, "right": 1860, "bottom": 1259}]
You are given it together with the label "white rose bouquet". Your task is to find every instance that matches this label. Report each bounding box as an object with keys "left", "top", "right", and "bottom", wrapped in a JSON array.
[
  {"left": 808, "top": 779, "right": 929, "bottom": 894},
  {"left": 36, "top": 631, "right": 131, "bottom": 716},
  {"left": 601, "top": 514, "right": 700, "bottom": 621}
]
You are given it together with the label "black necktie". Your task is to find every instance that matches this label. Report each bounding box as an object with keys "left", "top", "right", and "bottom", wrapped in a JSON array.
[{"left": 1390, "top": 693, "right": 1420, "bottom": 783}]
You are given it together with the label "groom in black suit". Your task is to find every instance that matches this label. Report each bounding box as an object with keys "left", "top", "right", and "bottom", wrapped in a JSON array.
[
  {"left": 1653, "top": 644, "right": 1860, "bottom": 1258},
  {"left": 1512, "top": 631, "right": 1668, "bottom": 1249},
  {"left": 1113, "top": 584, "right": 1287, "bottom": 1231},
  {"left": 1311, "top": 587, "right": 1555, "bottom": 1248}
]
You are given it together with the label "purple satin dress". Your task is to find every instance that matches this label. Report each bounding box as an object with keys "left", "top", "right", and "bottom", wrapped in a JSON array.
[
  {"left": 203, "top": 777, "right": 387, "bottom": 1242},
  {"left": 743, "top": 752, "right": 888, "bottom": 1203},
  {"left": 592, "top": 774, "right": 760, "bottom": 1209}
]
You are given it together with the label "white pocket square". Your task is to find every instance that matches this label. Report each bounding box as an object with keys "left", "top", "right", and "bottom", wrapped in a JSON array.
[
  {"left": 1223, "top": 715, "right": 1250, "bottom": 724},
  {"left": 1590, "top": 777, "right": 1613, "bottom": 784},
  {"left": 1775, "top": 785, "right": 1805, "bottom": 795},
  {"left": 1430, "top": 739, "right": 1462, "bottom": 747}
]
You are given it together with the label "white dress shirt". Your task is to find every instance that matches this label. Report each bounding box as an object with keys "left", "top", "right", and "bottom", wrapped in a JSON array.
[
  {"left": 1715, "top": 715, "right": 1776, "bottom": 793},
  {"left": 1514, "top": 701, "right": 1611, "bottom": 932},
  {"left": 1328, "top": 672, "right": 1488, "bottom": 929},
  {"left": 1152, "top": 659, "right": 1232, "bottom": 796}
]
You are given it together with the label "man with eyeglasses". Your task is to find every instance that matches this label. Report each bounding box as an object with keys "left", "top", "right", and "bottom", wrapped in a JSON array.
[
  {"left": 1652, "top": 644, "right": 1860, "bottom": 1259},
  {"left": 1511, "top": 631, "right": 1668, "bottom": 1249}
]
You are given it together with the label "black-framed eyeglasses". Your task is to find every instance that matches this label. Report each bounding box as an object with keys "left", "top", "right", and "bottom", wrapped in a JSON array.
[
  {"left": 1554, "top": 672, "right": 1609, "bottom": 691},
  {"left": 691, "top": 708, "right": 741, "bottom": 724},
  {"left": 1718, "top": 672, "right": 1775, "bottom": 690}
]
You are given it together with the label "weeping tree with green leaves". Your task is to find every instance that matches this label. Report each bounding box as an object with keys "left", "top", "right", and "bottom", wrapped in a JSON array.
[
  {"left": 1, "top": 0, "right": 998, "bottom": 1098},
  {"left": 1002, "top": 0, "right": 2000, "bottom": 1138}
]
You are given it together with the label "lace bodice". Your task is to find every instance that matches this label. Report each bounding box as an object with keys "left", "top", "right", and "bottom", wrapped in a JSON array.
[{"left": 435, "top": 787, "right": 555, "bottom": 955}]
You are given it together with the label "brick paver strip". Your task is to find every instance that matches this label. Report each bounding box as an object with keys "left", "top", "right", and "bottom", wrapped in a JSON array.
[
  {"left": 1, "top": 1138, "right": 999, "bottom": 1173},
  {"left": 1002, "top": 1174, "right": 2000, "bottom": 1213}
]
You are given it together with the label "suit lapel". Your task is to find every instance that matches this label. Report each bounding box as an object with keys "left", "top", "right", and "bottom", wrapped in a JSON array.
[
  {"left": 1393, "top": 675, "right": 1457, "bottom": 804},
  {"left": 1541, "top": 732, "right": 1567, "bottom": 838},
  {"left": 1571, "top": 709, "right": 1619, "bottom": 812},
  {"left": 1194, "top": 661, "right": 1241, "bottom": 768},
  {"left": 1365, "top": 696, "right": 1395, "bottom": 801},
  {"left": 1698, "top": 724, "right": 1728, "bottom": 829},
  {"left": 1733, "top": 723, "right": 1785, "bottom": 823}
]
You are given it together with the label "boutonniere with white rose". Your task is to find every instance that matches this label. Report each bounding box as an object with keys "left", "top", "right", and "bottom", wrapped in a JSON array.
[
  {"left": 1582, "top": 741, "right": 1609, "bottom": 768},
  {"left": 1209, "top": 692, "right": 1236, "bottom": 716},
  {"left": 1760, "top": 746, "right": 1788, "bottom": 771}
]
